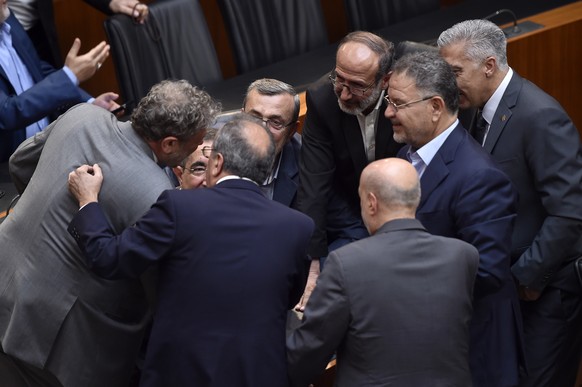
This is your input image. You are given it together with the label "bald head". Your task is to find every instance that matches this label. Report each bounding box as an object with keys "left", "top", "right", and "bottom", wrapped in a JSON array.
[{"left": 359, "top": 158, "right": 421, "bottom": 234}]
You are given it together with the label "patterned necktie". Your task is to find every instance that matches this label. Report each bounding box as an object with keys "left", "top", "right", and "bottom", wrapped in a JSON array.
[{"left": 472, "top": 109, "right": 488, "bottom": 145}]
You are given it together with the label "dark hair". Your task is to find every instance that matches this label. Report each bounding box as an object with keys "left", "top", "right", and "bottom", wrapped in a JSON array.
[
  {"left": 212, "top": 114, "right": 276, "bottom": 184},
  {"left": 243, "top": 78, "right": 300, "bottom": 123},
  {"left": 338, "top": 31, "right": 395, "bottom": 82},
  {"left": 131, "top": 80, "right": 221, "bottom": 141},
  {"left": 392, "top": 51, "right": 459, "bottom": 114}
]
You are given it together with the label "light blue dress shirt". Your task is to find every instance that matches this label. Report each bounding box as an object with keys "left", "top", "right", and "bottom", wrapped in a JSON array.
[{"left": 0, "top": 20, "right": 79, "bottom": 138}]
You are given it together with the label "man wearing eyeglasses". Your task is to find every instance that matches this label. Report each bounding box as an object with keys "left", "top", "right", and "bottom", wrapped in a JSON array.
[
  {"left": 242, "top": 78, "right": 301, "bottom": 208},
  {"left": 387, "top": 51, "right": 522, "bottom": 387},
  {"left": 295, "top": 31, "right": 403, "bottom": 310},
  {"left": 0, "top": 80, "right": 220, "bottom": 387},
  {"left": 173, "top": 128, "right": 217, "bottom": 190},
  {"left": 66, "top": 114, "right": 314, "bottom": 386}
]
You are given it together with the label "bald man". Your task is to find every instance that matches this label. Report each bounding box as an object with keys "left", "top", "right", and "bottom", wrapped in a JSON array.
[{"left": 287, "top": 158, "right": 479, "bottom": 387}]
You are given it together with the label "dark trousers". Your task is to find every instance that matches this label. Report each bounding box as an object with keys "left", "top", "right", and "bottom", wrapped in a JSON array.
[
  {"left": 519, "top": 287, "right": 582, "bottom": 387},
  {"left": 321, "top": 191, "right": 368, "bottom": 269},
  {"left": 0, "top": 350, "right": 62, "bottom": 387}
]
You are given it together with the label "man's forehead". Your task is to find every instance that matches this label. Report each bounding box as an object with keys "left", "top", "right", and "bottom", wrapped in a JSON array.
[
  {"left": 336, "top": 42, "right": 378, "bottom": 71},
  {"left": 388, "top": 72, "right": 416, "bottom": 94},
  {"left": 247, "top": 91, "right": 294, "bottom": 116}
]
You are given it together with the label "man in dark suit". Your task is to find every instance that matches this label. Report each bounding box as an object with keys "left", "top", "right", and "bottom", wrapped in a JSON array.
[
  {"left": 386, "top": 51, "right": 522, "bottom": 387},
  {"left": 439, "top": 19, "right": 582, "bottom": 387},
  {"left": 0, "top": 5, "right": 119, "bottom": 162},
  {"left": 0, "top": 80, "right": 220, "bottom": 386},
  {"left": 287, "top": 157, "right": 479, "bottom": 387},
  {"left": 67, "top": 114, "right": 314, "bottom": 387},
  {"left": 242, "top": 78, "right": 301, "bottom": 208},
  {"left": 296, "top": 31, "right": 403, "bottom": 310}
]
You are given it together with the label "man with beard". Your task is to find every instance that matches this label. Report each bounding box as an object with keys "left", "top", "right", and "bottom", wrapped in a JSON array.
[{"left": 295, "top": 31, "right": 403, "bottom": 310}]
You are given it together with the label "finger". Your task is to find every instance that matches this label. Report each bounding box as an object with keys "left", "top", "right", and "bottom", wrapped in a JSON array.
[
  {"left": 67, "top": 38, "right": 81, "bottom": 58},
  {"left": 76, "top": 164, "right": 92, "bottom": 173},
  {"left": 95, "top": 48, "right": 110, "bottom": 68},
  {"left": 294, "top": 295, "right": 305, "bottom": 311},
  {"left": 132, "top": 2, "right": 140, "bottom": 17},
  {"left": 87, "top": 41, "right": 109, "bottom": 60},
  {"left": 103, "top": 92, "right": 119, "bottom": 102},
  {"left": 92, "top": 164, "right": 103, "bottom": 178}
]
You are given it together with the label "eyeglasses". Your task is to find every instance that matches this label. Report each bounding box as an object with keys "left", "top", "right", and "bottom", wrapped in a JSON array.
[
  {"left": 329, "top": 74, "right": 375, "bottom": 97},
  {"left": 384, "top": 95, "right": 435, "bottom": 112},
  {"left": 250, "top": 114, "right": 294, "bottom": 131},
  {"left": 184, "top": 165, "right": 206, "bottom": 176},
  {"left": 201, "top": 146, "right": 213, "bottom": 158}
]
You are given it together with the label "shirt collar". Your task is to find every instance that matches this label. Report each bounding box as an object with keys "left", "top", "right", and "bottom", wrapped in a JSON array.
[
  {"left": 217, "top": 175, "right": 259, "bottom": 186},
  {"left": 415, "top": 119, "right": 459, "bottom": 166}
]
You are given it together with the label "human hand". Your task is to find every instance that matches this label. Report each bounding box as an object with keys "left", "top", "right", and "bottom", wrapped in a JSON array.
[
  {"left": 109, "top": 0, "right": 149, "bottom": 24},
  {"left": 65, "top": 39, "right": 110, "bottom": 83},
  {"left": 294, "top": 259, "right": 320, "bottom": 312},
  {"left": 92, "top": 92, "right": 120, "bottom": 112},
  {"left": 518, "top": 284, "right": 542, "bottom": 301},
  {"left": 68, "top": 164, "right": 104, "bottom": 208}
]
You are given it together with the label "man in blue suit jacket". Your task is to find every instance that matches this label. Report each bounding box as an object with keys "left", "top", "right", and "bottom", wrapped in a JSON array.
[
  {"left": 386, "top": 51, "right": 522, "bottom": 387},
  {"left": 439, "top": 19, "right": 582, "bottom": 387},
  {"left": 67, "top": 114, "right": 314, "bottom": 387},
  {"left": 0, "top": 5, "right": 118, "bottom": 161}
]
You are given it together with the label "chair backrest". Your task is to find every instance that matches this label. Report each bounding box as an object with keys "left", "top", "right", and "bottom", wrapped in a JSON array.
[
  {"left": 393, "top": 40, "right": 438, "bottom": 61},
  {"left": 344, "top": 0, "right": 440, "bottom": 31},
  {"left": 104, "top": 0, "right": 222, "bottom": 106},
  {"left": 216, "top": 0, "right": 329, "bottom": 74}
]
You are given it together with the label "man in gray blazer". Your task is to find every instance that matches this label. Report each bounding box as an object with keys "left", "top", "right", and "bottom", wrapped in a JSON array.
[
  {"left": 287, "top": 158, "right": 479, "bottom": 387},
  {"left": 439, "top": 20, "right": 582, "bottom": 387},
  {"left": 0, "top": 80, "right": 220, "bottom": 386}
]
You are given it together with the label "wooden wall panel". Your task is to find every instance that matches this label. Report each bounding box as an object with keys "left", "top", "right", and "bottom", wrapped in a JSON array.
[{"left": 506, "top": 2, "right": 582, "bottom": 135}]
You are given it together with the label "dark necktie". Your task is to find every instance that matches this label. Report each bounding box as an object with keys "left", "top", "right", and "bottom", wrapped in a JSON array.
[{"left": 472, "top": 109, "right": 488, "bottom": 145}]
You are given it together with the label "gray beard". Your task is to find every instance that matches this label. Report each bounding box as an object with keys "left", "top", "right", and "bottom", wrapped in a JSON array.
[{"left": 337, "top": 84, "right": 383, "bottom": 116}]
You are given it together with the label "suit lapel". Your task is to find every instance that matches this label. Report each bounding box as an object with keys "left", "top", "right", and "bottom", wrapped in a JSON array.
[
  {"left": 418, "top": 125, "right": 464, "bottom": 207},
  {"left": 483, "top": 73, "right": 521, "bottom": 153},
  {"left": 343, "top": 114, "right": 368, "bottom": 175},
  {"left": 272, "top": 144, "right": 298, "bottom": 207},
  {"left": 7, "top": 15, "right": 44, "bottom": 82},
  {"left": 374, "top": 100, "right": 391, "bottom": 159},
  {"left": 419, "top": 152, "right": 449, "bottom": 208}
]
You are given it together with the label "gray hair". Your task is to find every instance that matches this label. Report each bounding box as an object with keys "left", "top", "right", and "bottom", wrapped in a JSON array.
[
  {"left": 392, "top": 51, "right": 459, "bottom": 114},
  {"left": 437, "top": 19, "right": 509, "bottom": 71},
  {"left": 131, "top": 80, "right": 221, "bottom": 141},
  {"left": 212, "top": 113, "right": 276, "bottom": 184},
  {"left": 367, "top": 171, "right": 421, "bottom": 211},
  {"left": 243, "top": 78, "right": 300, "bottom": 123},
  {"left": 203, "top": 127, "right": 218, "bottom": 142},
  {"left": 338, "top": 31, "right": 395, "bottom": 82}
]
